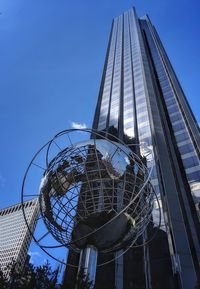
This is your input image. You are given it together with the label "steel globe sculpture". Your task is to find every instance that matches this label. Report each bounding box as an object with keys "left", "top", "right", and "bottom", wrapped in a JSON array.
[
  {"left": 21, "top": 129, "right": 159, "bottom": 288},
  {"left": 39, "top": 138, "right": 153, "bottom": 252}
]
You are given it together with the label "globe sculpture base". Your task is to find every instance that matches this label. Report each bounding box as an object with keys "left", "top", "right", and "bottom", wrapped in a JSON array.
[{"left": 76, "top": 245, "right": 97, "bottom": 289}]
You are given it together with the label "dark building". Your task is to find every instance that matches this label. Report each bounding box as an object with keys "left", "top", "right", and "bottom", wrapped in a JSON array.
[{"left": 63, "top": 7, "right": 200, "bottom": 289}]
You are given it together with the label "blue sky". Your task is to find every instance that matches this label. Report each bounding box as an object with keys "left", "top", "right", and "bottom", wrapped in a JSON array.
[{"left": 0, "top": 0, "right": 200, "bottom": 268}]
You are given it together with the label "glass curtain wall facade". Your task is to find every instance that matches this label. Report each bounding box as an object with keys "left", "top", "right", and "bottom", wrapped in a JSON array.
[{"left": 64, "top": 7, "right": 200, "bottom": 289}]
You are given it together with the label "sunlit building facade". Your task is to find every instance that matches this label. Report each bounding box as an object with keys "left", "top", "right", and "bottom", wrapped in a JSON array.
[
  {"left": 64, "top": 7, "right": 200, "bottom": 289},
  {"left": 0, "top": 199, "right": 39, "bottom": 278}
]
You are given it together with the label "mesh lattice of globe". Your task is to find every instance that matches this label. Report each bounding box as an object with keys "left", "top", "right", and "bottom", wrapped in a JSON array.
[{"left": 39, "top": 138, "right": 154, "bottom": 253}]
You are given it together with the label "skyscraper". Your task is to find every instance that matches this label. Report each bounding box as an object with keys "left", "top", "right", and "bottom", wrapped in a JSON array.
[
  {"left": 64, "top": 7, "right": 200, "bottom": 289},
  {"left": 0, "top": 199, "right": 39, "bottom": 278}
]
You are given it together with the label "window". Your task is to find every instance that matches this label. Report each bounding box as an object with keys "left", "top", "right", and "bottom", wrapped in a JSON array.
[
  {"left": 166, "top": 98, "right": 176, "bottom": 106},
  {"left": 168, "top": 104, "right": 178, "bottom": 115},
  {"left": 137, "top": 97, "right": 146, "bottom": 105},
  {"left": 124, "top": 112, "right": 133, "bottom": 119},
  {"left": 136, "top": 90, "right": 145, "bottom": 97},
  {"left": 172, "top": 122, "right": 185, "bottom": 132},
  {"left": 164, "top": 91, "right": 174, "bottom": 100},
  {"left": 135, "top": 83, "right": 143, "bottom": 91},
  {"left": 176, "top": 132, "right": 189, "bottom": 143},
  {"left": 170, "top": 112, "right": 182, "bottom": 122},
  {"left": 139, "top": 125, "right": 150, "bottom": 135},
  {"left": 137, "top": 115, "right": 148, "bottom": 123},
  {"left": 182, "top": 156, "right": 199, "bottom": 168},
  {"left": 137, "top": 106, "right": 147, "bottom": 114},
  {"left": 178, "top": 143, "right": 194, "bottom": 155},
  {"left": 187, "top": 171, "right": 200, "bottom": 182}
]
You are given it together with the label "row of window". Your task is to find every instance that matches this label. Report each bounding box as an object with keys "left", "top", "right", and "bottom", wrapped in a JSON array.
[
  {"left": 150, "top": 38, "right": 200, "bottom": 184},
  {"left": 0, "top": 201, "right": 36, "bottom": 216}
]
